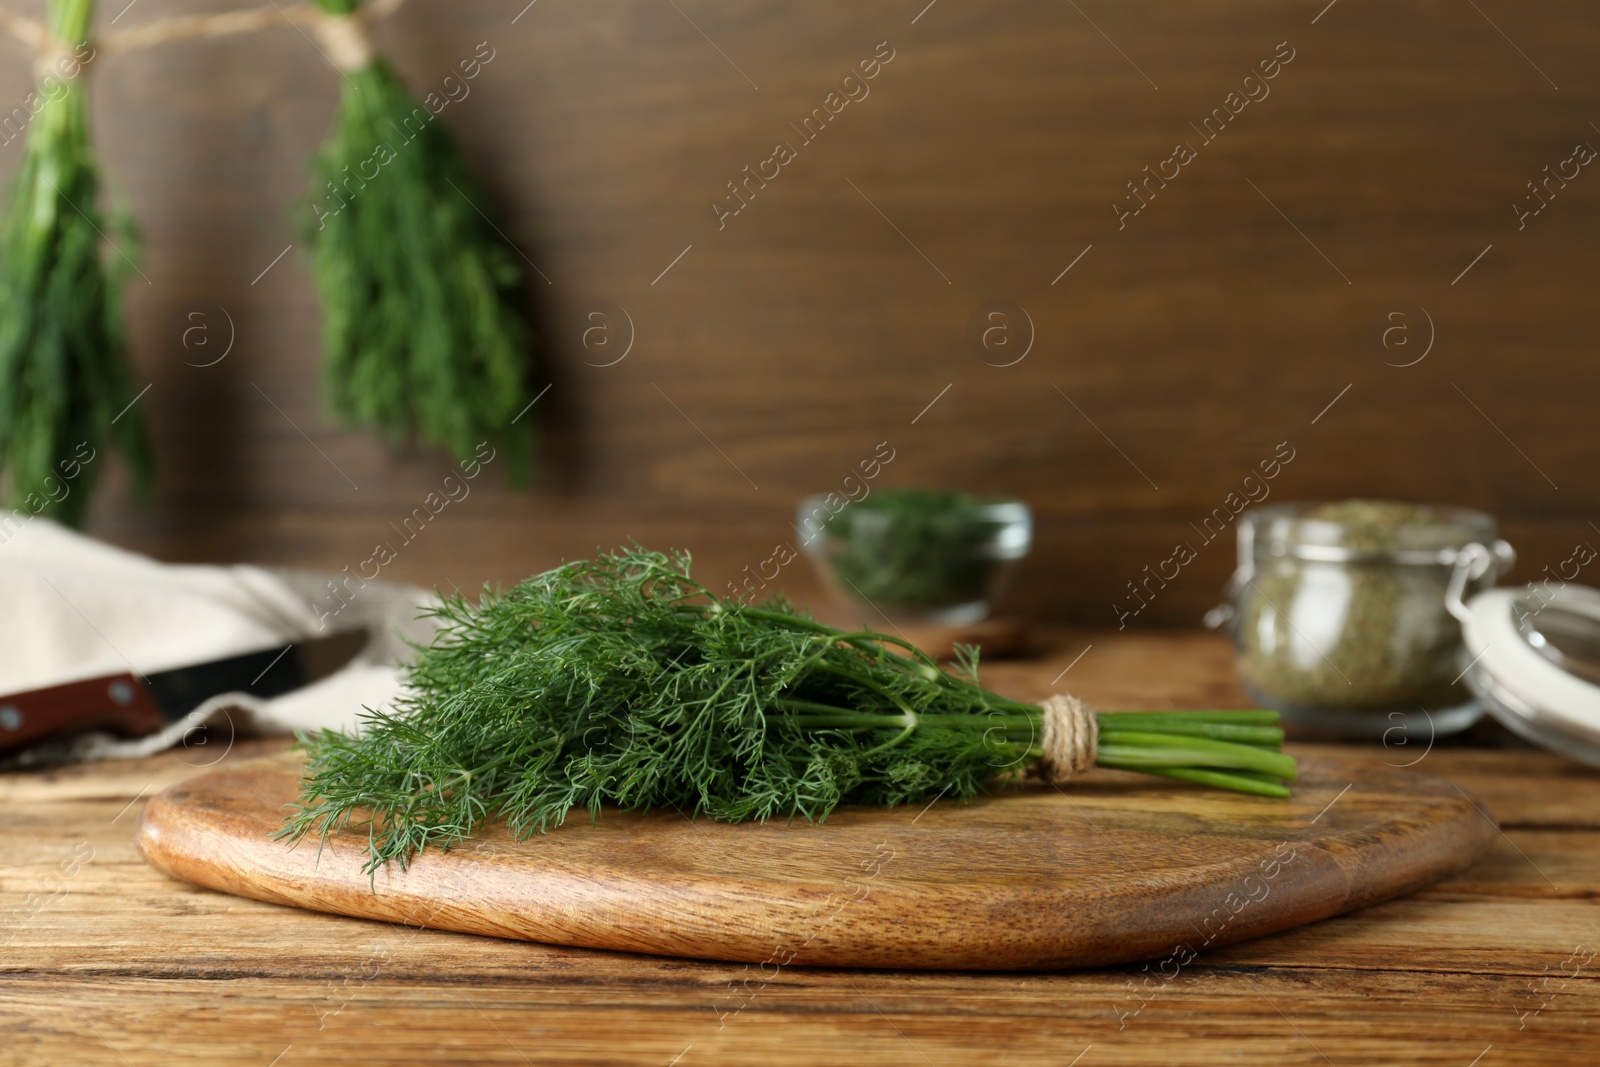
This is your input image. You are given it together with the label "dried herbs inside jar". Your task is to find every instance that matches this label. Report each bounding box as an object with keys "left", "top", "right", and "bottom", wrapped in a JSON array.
[{"left": 1237, "top": 499, "right": 1493, "bottom": 713}]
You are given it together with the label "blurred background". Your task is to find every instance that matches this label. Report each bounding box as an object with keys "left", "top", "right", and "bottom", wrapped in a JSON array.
[{"left": 1, "top": 0, "right": 1592, "bottom": 626}]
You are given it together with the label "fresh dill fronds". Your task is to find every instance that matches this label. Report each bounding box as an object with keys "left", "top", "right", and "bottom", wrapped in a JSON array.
[
  {"left": 0, "top": 0, "right": 153, "bottom": 525},
  {"left": 302, "top": 0, "right": 535, "bottom": 476},
  {"left": 280, "top": 547, "right": 1295, "bottom": 873}
]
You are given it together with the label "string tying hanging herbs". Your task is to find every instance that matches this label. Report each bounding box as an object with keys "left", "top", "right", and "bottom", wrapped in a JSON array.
[
  {"left": 302, "top": 0, "right": 536, "bottom": 476},
  {"left": 0, "top": 0, "right": 153, "bottom": 526},
  {"left": 280, "top": 547, "right": 1296, "bottom": 873}
]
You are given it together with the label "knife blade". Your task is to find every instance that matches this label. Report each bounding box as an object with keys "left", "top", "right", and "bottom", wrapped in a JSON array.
[{"left": 0, "top": 629, "right": 369, "bottom": 757}]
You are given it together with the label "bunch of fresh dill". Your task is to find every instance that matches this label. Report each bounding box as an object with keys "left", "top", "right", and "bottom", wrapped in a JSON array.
[
  {"left": 302, "top": 0, "right": 534, "bottom": 475},
  {"left": 0, "top": 0, "right": 153, "bottom": 525},
  {"left": 282, "top": 547, "right": 1295, "bottom": 872}
]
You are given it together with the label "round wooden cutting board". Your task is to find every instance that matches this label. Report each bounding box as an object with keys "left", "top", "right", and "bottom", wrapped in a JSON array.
[{"left": 136, "top": 751, "right": 1496, "bottom": 971}]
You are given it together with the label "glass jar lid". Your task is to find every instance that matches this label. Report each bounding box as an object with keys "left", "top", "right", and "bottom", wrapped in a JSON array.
[
  {"left": 1204, "top": 501, "right": 1513, "bottom": 631},
  {"left": 1247, "top": 500, "right": 1502, "bottom": 564},
  {"left": 1451, "top": 543, "right": 1600, "bottom": 765}
]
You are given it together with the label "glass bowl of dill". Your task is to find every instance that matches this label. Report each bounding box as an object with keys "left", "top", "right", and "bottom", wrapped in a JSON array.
[{"left": 797, "top": 488, "right": 1032, "bottom": 624}]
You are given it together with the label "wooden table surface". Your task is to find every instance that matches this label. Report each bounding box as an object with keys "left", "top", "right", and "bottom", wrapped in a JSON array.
[{"left": 3, "top": 629, "right": 1598, "bottom": 1065}]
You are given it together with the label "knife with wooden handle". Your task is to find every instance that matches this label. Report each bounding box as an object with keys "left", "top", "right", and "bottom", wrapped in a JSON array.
[{"left": 0, "top": 629, "right": 369, "bottom": 756}]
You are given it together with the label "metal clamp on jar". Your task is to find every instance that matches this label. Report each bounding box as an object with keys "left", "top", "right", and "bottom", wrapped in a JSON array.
[
  {"left": 1450, "top": 541, "right": 1600, "bottom": 766},
  {"left": 1206, "top": 501, "right": 1514, "bottom": 739}
]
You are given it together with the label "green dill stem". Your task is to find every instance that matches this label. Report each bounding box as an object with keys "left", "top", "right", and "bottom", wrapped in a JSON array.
[
  {"left": 776, "top": 708, "right": 1036, "bottom": 732},
  {"left": 1098, "top": 721, "right": 1284, "bottom": 745},
  {"left": 774, "top": 700, "right": 1294, "bottom": 778},
  {"left": 772, "top": 699, "right": 1292, "bottom": 770},
  {"left": 442, "top": 746, "right": 530, "bottom": 786},
  {"left": 809, "top": 662, "right": 921, "bottom": 718},
  {"left": 1216, "top": 768, "right": 1297, "bottom": 785},
  {"left": 1096, "top": 734, "right": 1297, "bottom": 779},
  {"left": 1135, "top": 766, "right": 1292, "bottom": 798},
  {"left": 776, "top": 700, "right": 1033, "bottom": 730},
  {"left": 1097, "top": 710, "right": 1282, "bottom": 726}
]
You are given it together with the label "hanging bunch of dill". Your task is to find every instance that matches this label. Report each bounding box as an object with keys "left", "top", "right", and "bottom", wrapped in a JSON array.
[
  {"left": 0, "top": 0, "right": 153, "bottom": 525},
  {"left": 302, "top": 0, "right": 533, "bottom": 475},
  {"left": 282, "top": 547, "right": 1295, "bottom": 872}
]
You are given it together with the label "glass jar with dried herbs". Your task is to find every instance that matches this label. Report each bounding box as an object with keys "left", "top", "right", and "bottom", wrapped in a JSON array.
[
  {"left": 797, "top": 489, "right": 1031, "bottom": 624},
  {"left": 1209, "top": 500, "right": 1514, "bottom": 739}
]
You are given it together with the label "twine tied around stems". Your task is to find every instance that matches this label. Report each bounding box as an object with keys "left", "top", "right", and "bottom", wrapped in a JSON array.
[
  {"left": 1037, "top": 693, "right": 1098, "bottom": 783},
  {"left": 0, "top": 0, "right": 406, "bottom": 64},
  {"left": 311, "top": 11, "right": 373, "bottom": 72},
  {"left": 33, "top": 36, "right": 92, "bottom": 81},
  {"left": 0, "top": 8, "right": 59, "bottom": 81}
]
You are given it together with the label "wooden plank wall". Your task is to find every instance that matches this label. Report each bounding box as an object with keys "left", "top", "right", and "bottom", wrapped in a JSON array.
[{"left": 0, "top": 0, "right": 1595, "bottom": 626}]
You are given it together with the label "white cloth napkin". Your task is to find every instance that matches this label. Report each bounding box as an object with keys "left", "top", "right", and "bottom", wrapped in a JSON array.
[{"left": 0, "top": 519, "right": 439, "bottom": 766}]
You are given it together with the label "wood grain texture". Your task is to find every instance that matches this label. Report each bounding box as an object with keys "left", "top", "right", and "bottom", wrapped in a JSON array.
[
  {"left": 0, "top": 1, "right": 1593, "bottom": 625},
  {"left": 134, "top": 749, "right": 1495, "bottom": 971},
  {"left": 4, "top": 631, "right": 1600, "bottom": 1064}
]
